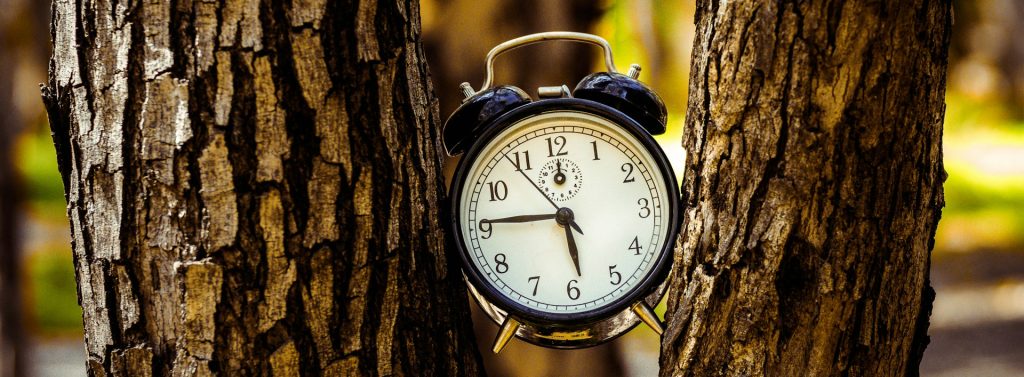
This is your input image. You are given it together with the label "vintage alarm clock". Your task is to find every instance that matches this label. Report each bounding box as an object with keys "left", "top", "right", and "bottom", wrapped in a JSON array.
[{"left": 443, "top": 32, "right": 681, "bottom": 352}]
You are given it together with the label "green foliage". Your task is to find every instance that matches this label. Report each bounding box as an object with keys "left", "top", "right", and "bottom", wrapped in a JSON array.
[
  {"left": 27, "top": 246, "right": 83, "bottom": 334},
  {"left": 936, "top": 95, "right": 1024, "bottom": 252},
  {"left": 944, "top": 162, "right": 1024, "bottom": 213},
  {"left": 16, "top": 127, "right": 67, "bottom": 219}
]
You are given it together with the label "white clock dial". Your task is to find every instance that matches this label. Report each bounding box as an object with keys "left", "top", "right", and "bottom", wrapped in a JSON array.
[{"left": 458, "top": 111, "right": 671, "bottom": 315}]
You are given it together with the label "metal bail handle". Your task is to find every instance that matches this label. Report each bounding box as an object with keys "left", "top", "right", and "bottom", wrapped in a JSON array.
[{"left": 472, "top": 32, "right": 618, "bottom": 96}]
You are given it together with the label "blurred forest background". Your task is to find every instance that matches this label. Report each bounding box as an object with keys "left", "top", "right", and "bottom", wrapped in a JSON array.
[{"left": 1, "top": 0, "right": 1023, "bottom": 376}]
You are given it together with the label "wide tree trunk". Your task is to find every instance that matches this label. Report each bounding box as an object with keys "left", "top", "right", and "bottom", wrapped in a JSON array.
[
  {"left": 42, "top": 0, "right": 482, "bottom": 375},
  {"left": 660, "top": 1, "right": 949, "bottom": 376}
]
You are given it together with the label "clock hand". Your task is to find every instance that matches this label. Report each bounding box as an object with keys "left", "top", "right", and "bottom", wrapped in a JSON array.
[
  {"left": 564, "top": 224, "right": 582, "bottom": 276},
  {"left": 554, "top": 160, "right": 566, "bottom": 184},
  {"left": 569, "top": 220, "right": 584, "bottom": 235},
  {"left": 554, "top": 207, "right": 583, "bottom": 276},
  {"left": 480, "top": 214, "right": 557, "bottom": 224},
  {"left": 501, "top": 152, "right": 560, "bottom": 211}
]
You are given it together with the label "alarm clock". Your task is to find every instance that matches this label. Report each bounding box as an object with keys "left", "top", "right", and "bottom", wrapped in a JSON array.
[{"left": 443, "top": 32, "right": 681, "bottom": 352}]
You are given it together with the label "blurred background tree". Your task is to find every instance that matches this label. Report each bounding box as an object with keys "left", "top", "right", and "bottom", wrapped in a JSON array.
[
  {"left": 1, "top": 0, "right": 56, "bottom": 375},
  {"left": 1, "top": 0, "right": 1023, "bottom": 376},
  {"left": 423, "top": 0, "right": 603, "bottom": 118},
  {"left": 950, "top": 0, "right": 1024, "bottom": 118},
  {"left": 1, "top": 6, "right": 26, "bottom": 375}
]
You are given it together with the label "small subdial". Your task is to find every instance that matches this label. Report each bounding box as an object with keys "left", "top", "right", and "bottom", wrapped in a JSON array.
[{"left": 537, "top": 158, "right": 583, "bottom": 201}]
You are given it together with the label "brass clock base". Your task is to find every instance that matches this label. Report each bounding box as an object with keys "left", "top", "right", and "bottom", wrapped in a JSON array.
[{"left": 468, "top": 274, "right": 670, "bottom": 352}]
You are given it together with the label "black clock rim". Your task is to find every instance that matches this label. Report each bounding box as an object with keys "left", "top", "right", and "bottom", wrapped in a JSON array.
[{"left": 448, "top": 98, "right": 681, "bottom": 326}]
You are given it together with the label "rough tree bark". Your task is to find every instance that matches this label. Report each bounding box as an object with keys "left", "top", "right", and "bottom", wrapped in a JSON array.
[
  {"left": 42, "top": 0, "right": 482, "bottom": 375},
  {"left": 661, "top": 1, "right": 949, "bottom": 376}
]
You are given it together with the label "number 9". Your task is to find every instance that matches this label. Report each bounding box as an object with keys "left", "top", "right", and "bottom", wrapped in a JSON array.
[{"left": 479, "top": 220, "right": 492, "bottom": 239}]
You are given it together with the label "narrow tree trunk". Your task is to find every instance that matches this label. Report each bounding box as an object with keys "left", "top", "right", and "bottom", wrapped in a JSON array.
[
  {"left": 661, "top": 1, "right": 949, "bottom": 376},
  {"left": 43, "top": 0, "right": 482, "bottom": 375}
]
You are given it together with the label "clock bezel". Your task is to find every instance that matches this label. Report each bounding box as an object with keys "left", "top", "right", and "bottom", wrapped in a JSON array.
[{"left": 449, "top": 98, "right": 681, "bottom": 325}]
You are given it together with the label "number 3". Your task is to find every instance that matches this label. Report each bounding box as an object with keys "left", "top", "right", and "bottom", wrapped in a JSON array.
[{"left": 638, "top": 198, "right": 651, "bottom": 218}]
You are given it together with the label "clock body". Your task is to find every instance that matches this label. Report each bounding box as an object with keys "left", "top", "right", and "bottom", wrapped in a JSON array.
[{"left": 448, "top": 99, "right": 680, "bottom": 347}]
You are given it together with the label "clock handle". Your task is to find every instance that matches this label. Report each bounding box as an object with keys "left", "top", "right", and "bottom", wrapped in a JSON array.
[{"left": 469, "top": 32, "right": 619, "bottom": 96}]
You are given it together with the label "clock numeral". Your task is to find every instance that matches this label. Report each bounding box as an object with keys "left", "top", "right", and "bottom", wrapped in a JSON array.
[
  {"left": 528, "top": 276, "right": 540, "bottom": 296},
  {"left": 566, "top": 279, "right": 580, "bottom": 300},
  {"left": 478, "top": 220, "right": 492, "bottom": 239},
  {"left": 494, "top": 253, "right": 508, "bottom": 273},
  {"left": 608, "top": 265, "right": 622, "bottom": 285},
  {"left": 621, "top": 163, "right": 636, "bottom": 183},
  {"left": 590, "top": 141, "right": 600, "bottom": 160},
  {"left": 638, "top": 198, "right": 651, "bottom": 218},
  {"left": 629, "top": 236, "right": 643, "bottom": 256},
  {"left": 546, "top": 136, "right": 568, "bottom": 157},
  {"left": 487, "top": 180, "right": 508, "bottom": 201},
  {"left": 511, "top": 150, "right": 532, "bottom": 171}
]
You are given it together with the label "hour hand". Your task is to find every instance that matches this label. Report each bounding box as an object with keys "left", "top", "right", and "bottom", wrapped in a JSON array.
[{"left": 480, "top": 214, "right": 557, "bottom": 224}]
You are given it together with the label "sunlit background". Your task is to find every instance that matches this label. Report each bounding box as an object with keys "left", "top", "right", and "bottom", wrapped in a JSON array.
[{"left": 1, "top": 1, "right": 1022, "bottom": 376}]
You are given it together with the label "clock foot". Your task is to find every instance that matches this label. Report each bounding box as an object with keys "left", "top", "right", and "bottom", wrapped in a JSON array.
[
  {"left": 492, "top": 317, "right": 521, "bottom": 354},
  {"left": 632, "top": 302, "right": 665, "bottom": 336}
]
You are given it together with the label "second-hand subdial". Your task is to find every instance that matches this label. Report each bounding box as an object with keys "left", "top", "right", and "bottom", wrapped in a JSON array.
[{"left": 537, "top": 158, "right": 582, "bottom": 201}]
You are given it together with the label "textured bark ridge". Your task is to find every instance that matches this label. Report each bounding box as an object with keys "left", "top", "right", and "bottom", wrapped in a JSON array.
[
  {"left": 661, "top": 1, "right": 949, "bottom": 376},
  {"left": 43, "top": 0, "right": 482, "bottom": 375}
]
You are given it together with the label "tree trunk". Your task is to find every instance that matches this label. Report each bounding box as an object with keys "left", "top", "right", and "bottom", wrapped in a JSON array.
[
  {"left": 660, "top": 1, "right": 949, "bottom": 376},
  {"left": 42, "top": 0, "right": 482, "bottom": 375}
]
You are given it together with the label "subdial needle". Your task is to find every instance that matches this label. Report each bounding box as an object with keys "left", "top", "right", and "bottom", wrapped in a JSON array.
[{"left": 555, "top": 160, "right": 566, "bottom": 184}]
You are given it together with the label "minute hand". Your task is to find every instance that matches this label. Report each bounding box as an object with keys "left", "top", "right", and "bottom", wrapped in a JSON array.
[{"left": 480, "top": 214, "right": 556, "bottom": 224}]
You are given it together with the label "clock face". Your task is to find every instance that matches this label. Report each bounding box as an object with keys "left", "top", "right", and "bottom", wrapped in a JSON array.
[{"left": 455, "top": 109, "right": 674, "bottom": 321}]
